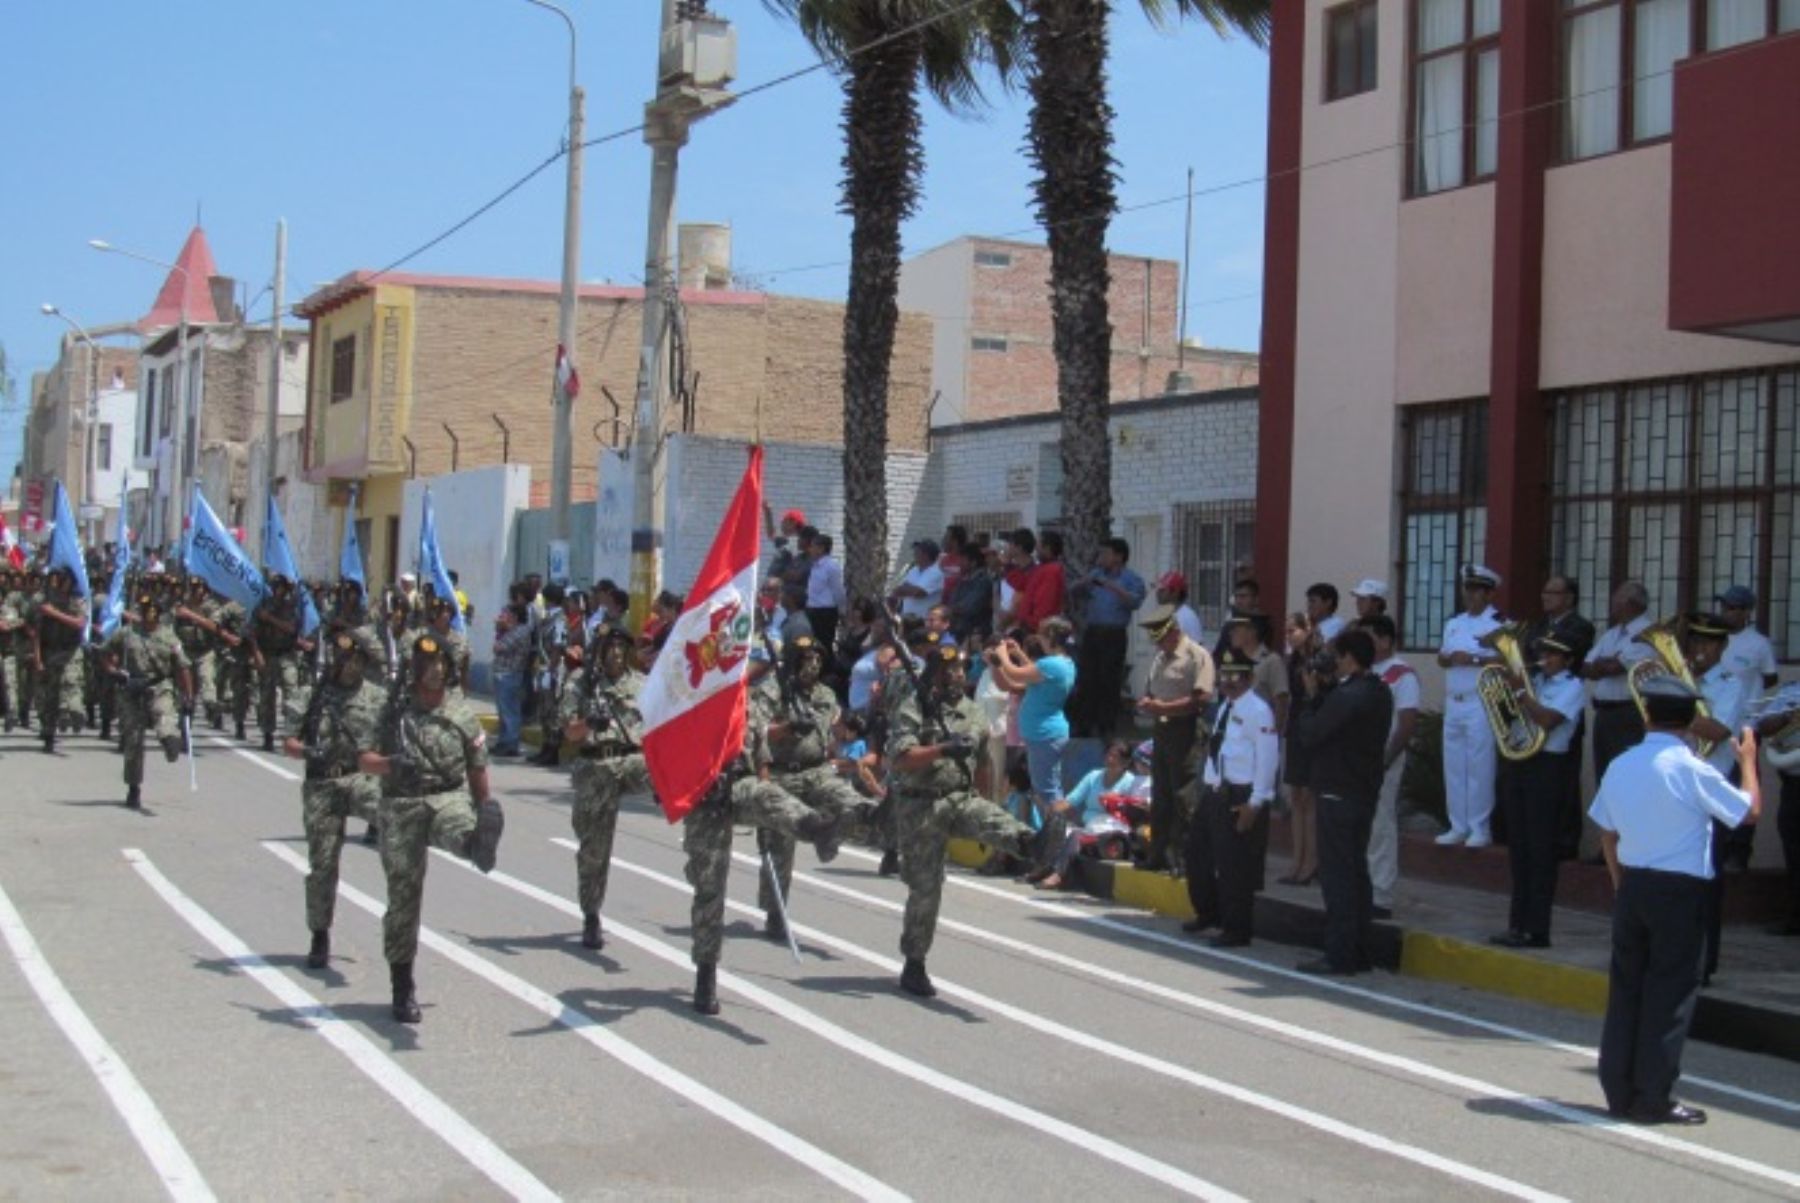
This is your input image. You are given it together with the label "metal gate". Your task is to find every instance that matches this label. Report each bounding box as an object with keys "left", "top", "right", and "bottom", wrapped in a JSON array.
[{"left": 511, "top": 502, "right": 598, "bottom": 587}]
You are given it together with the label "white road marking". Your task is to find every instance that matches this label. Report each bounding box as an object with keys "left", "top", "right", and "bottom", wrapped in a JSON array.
[
  {"left": 259, "top": 843, "right": 905, "bottom": 1203},
  {"left": 437, "top": 851, "right": 1245, "bottom": 1202},
  {"left": 597, "top": 848, "right": 1566, "bottom": 1203},
  {"left": 757, "top": 847, "right": 1800, "bottom": 1193},
  {"left": 0, "top": 877, "right": 216, "bottom": 1202},
  {"left": 204, "top": 737, "right": 300, "bottom": 781},
  {"left": 122, "top": 849, "right": 559, "bottom": 1203},
  {"left": 828, "top": 843, "right": 1800, "bottom": 1118}
]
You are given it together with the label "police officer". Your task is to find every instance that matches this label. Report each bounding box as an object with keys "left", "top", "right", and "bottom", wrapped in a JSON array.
[
  {"left": 887, "top": 644, "right": 1037, "bottom": 999},
  {"left": 1589, "top": 676, "right": 1760, "bottom": 1125},
  {"left": 1183, "top": 648, "right": 1280, "bottom": 947},
  {"left": 559, "top": 625, "right": 648, "bottom": 951},
  {"left": 283, "top": 628, "right": 387, "bottom": 969},
  {"left": 758, "top": 634, "right": 869, "bottom": 941},
  {"left": 102, "top": 592, "right": 194, "bottom": 808},
  {"left": 29, "top": 567, "right": 90, "bottom": 752},
  {"left": 357, "top": 635, "right": 506, "bottom": 1023},
  {"left": 1490, "top": 635, "right": 1585, "bottom": 949}
]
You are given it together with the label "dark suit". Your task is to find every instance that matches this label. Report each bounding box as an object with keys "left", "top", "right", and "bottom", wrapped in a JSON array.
[{"left": 1296, "top": 673, "right": 1392, "bottom": 971}]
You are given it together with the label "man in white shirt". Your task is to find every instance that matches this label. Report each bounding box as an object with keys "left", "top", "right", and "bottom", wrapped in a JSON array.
[
  {"left": 1436, "top": 564, "right": 1504, "bottom": 846},
  {"left": 1491, "top": 635, "right": 1586, "bottom": 948},
  {"left": 1184, "top": 649, "right": 1279, "bottom": 947},
  {"left": 1684, "top": 613, "right": 1745, "bottom": 984},
  {"left": 890, "top": 539, "right": 944, "bottom": 621},
  {"left": 1363, "top": 615, "right": 1417, "bottom": 917},
  {"left": 1716, "top": 584, "right": 1778, "bottom": 711},
  {"left": 804, "top": 532, "right": 848, "bottom": 651},
  {"left": 1154, "top": 571, "right": 1205, "bottom": 646},
  {"left": 1582, "top": 581, "right": 1655, "bottom": 785}
]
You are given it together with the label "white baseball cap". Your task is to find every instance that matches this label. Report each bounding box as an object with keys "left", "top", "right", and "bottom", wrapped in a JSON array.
[{"left": 1351, "top": 578, "right": 1389, "bottom": 601}]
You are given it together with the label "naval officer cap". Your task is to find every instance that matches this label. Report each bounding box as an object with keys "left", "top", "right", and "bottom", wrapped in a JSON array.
[{"left": 1459, "top": 564, "right": 1501, "bottom": 589}]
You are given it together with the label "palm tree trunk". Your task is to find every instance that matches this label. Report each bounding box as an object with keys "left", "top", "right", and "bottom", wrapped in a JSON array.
[
  {"left": 839, "top": 23, "right": 926, "bottom": 603},
  {"left": 1025, "top": 0, "right": 1116, "bottom": 578}
]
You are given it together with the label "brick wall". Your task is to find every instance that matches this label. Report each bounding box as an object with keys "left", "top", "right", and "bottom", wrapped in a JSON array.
[{"left": 25, "top": 344, "right": 140, "bottom": 489}]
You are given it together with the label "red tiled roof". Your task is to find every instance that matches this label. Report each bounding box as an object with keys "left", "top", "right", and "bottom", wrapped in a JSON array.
[{"left": 139, "top": 227, "right": 221, "bottom": 330}]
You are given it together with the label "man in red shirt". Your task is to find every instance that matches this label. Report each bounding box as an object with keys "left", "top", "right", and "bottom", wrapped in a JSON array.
[{"left": 1013, "top": 529, "right": 1066, "bottom": 632}]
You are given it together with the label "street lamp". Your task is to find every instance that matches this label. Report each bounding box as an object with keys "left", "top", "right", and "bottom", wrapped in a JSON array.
[
  {"left": 90, "top": 238, "right": 192, "bottom": 550},
  {"left": 40, "top": 304, "right": 103, "bottom": 542}
]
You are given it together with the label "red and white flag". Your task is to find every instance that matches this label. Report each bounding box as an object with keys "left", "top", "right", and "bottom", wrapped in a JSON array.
[
  {"left": 0, "top": 511, "right": 23, "bottom": 569},
  {"left": 555, "top": 343, "right": 581, "bottom": 401},
  {"left": 638, "top": 446, "right": 763, "bottom": 823}
]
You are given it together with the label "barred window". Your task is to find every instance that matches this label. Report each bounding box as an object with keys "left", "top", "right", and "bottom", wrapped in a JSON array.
[
  {"left": 950, "top": 511, "right": 1021, "bottom": 549},
  {"left": 1172, "top": 500, "right": 1256, "bottom": 636},
  {"left": 1398, "top": 399, "right": 1489, "bottom": 650},
  {"left": 1547, "top": 365, "right": 1800, "bottom": 659}
]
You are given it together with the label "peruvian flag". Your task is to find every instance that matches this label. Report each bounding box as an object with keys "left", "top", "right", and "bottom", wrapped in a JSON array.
[
  {"left": 0, "top": 511, "right": 22, "bottom": 569},
  {"left": 555, "top": 343, "right": 581, "bottom": 401},
  {"left": 638, "top": 445, "right": 763, "bottom": 823}
]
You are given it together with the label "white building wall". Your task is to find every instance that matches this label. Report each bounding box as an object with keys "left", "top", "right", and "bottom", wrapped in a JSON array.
[
  {"left": 897, "top": 240, "right": 973, "bottom": 427},
  {"left": 400, "top": 465, "right": 532, "bottom": 691},
  {"left": 248, "top": 429, "right": 335, "bottom": 579},
  {"left": 90, "top": 386, "right": 146, "bottom": 534}
]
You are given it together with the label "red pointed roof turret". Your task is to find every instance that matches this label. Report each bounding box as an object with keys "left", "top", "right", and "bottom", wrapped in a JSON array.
[{"left": 139, "top": 226, "right": 222, "bottom": 330}]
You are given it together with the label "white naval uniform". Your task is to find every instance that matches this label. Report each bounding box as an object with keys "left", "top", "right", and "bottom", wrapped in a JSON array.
[
  {"left": 1697, "top": 662, "right": 1744, "bottom": 778},
  {"left": 1439, "top": 605, "right": 1503, "bottom": 843}
]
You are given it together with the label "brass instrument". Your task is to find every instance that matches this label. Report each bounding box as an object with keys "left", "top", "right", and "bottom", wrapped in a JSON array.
[
  {"left": 1746, "top": 684, "right": 1800, "bottom": 772},
  {"left": 1627, "top": 616, "right": 1715, "bottom": 758},
  {"left": 1476, "top": 623, "right": 1547, "bottom": 761}
]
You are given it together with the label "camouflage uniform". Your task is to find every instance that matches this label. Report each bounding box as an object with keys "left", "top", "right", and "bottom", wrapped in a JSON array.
[
  {"left": 173, "top": 596, "right": 214, "bottom": 723},
  {"left": 760, "top": 676, "right": 865, "bottom": 915},
  {"left": 286, "top": 634, "right": 387, "bottom": 935},
  {"left": 887, "top": 672, "right": 1034, "bottom": 961},
  {"left": 105, "top": 624, "right": 189, "bottom": 788},
  {"left": 31, "top": 589, "right": 90, "bottom": 737},
  {"left": 378, "top": 693, "right": 489, "bottom": 966},
  {"left": 558, "top": 659, "right": 647, "bottom": 920},
  {"left": 214, "top": 600, "right": 254, "bottom": 732},
  {"left": 0, "top": 585, "right": 26, "bottom": 729},
  {"left": 253, "top": 592, "right": 312, "bottom": 739}
]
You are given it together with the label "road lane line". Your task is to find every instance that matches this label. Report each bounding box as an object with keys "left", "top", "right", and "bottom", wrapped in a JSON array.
[
  {"left": 824, "top": 844, "right": 1800, "bottom": 1118},
  {"left": 434, "top": 851, "right": 1244, "bottom": 1202},
  {"left": 598, "top": 849, "right": 1565, "bottom": 1203},
  {"left": 717, "top": 846, "right": 1800, "bottom": 1192},
  {"left": 259, "top": 843, "right": 906, "bottom": 1202},
  {"left": 0, "top": 878, "right": 216, "bottom": 1202},
  {"left": 204, "top": 737, "right": 300, "bottom": 781},
  {"left": 123, "top": 849, "right": 558, "bottom": 1203}
]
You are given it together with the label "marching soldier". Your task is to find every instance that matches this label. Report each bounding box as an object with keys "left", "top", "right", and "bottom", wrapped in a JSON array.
[
  {"left": 171, "top": 577, "right": 217, "bottom": 733},
  {"left": 759, "top": 634, "right": 869, "bottom": 941},
  {"left": 252, "top": 573, "right": 314, "bottom": 751},
  {"left": 283, "top": 628, "right": 387, "bottom": 969},
  {"left": 886, "top": 644, "right": 1037, "bottom": 999},
  {"left": 29, "top": 567, "right": 90, "bottom": 752},
  {"left": 356, "top": 635, "right": 505, "bottom": 1024},
  {"left": 101, "top": 592, "right": 194, "bottom": 808},
  {"left": 1183, "top": 648, "right": 1280, "bottom": 948},
  {"left": 11, "top": 569, "right": 44, "bottom": 731},
  {"left": 1490, "top": 635, "right": 1585, "bottom": 949},
  {"left": 83, "top": 585, "right": 118, "bottom": 742},
  {"left": 0, "top": 570, "right": 19, "bottom": 730},
  {"left": 212, "top": 594, "right": 255, "bottom": 741},
  {"left": 559, "top": 625, "right": 648, "bottom": 950}
]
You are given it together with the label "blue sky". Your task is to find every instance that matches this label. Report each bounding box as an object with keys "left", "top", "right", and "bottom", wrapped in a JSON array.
[{"left": 0, "top": 1, "right": 1270, "bottom": 483}]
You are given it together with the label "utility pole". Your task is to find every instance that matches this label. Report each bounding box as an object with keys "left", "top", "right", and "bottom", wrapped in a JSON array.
[
  {"left": 628, "top": 0, "right": 734, "bottom": 627},
  {"left": 263, "top": 219, "right": 285, "bottom": 548}
]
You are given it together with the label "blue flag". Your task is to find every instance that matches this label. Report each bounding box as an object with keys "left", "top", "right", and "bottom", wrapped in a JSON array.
[
  {"left": 184, "top": 485, "right": 269, "bottom": 613},
  {"left": 339, "top": 485, "right": 365, "bottom": 588},
  {"left": 263, "top": 495, "right": 321, "bottom": 637},
  {"left": 47, "top": 481, "right": 92, "bottom": 601},
  {"left": 99, "top": 493, "right": 130, "bottom": 639},
  {"left": 418, "top": 489, "right": 465, "bottom": 632}
]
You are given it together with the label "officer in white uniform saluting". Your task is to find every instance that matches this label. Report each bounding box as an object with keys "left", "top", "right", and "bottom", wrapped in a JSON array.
[
  {"left": 1436, "top": 564, "right": 1504, "bottom": 847},
  {"left": 1588, "top": 675, "right": 1761, "bottom": 1126}
]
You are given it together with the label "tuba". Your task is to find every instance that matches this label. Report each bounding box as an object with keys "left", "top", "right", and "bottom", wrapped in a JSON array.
[
  {"left": 1476, "top": 623, "right": 1547, "bottom": 761},
  {"left": 1627, "top": 616, "right": 1715, "bottom": 758}
]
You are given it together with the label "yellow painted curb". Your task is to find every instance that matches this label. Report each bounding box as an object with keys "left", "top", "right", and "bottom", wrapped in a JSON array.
[
  {"left": 1111, "top": 864, "right": 1197, "bottom": 921},
  {"left": 1400, "top": 931, "right": 1609, "bottom": 1015}
]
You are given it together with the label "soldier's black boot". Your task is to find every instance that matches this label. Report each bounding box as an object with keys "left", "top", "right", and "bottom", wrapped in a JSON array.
[
  {"left": 234, "top": 718, "right": 247, "bottom": 742},
  {"left": 878, "top": 849, "right": 899, "bottom": 877},
  {"left": 261, "top": 731, "right": 275, "bottom": 752},
  {"left": 581, "top": 913, "right": 603, "bottom": 950},
  {"left": 530, "top": 738, "right": 561, "bottom": 767},
  {"left": 464, "top": 799, "right": 505, "bottom": 873},
  {"left": 99, "top": 715, "right": 111, "bottom": 741},
  {"left": 85, "top": 703, "right": 96, "bottom": 727},
  {"left": 797, "top": 810, "right": 842, "bottom": 865},
  {"left": 899, "top": 957, "right": 936, "bottom": 998},
  {"left": 307, "top": 930, "right": 330, "bottom": 970},
  {"left": 693, "top": 964, "right": 720, "bottom": 1016},
  {"left": 390, "top": 962, "right": 422, "bottom": 1023},
  {"left": 362, "top": 823, "right": 380, "bottom": 847},
  {"left": 41, "top": 726, "right": 55, "bottom": 754},
  {"left": 3, "top": 710, "right": 12, "bottom": 733},
  {"left": 161, "top": 735, "right": 182, "bottom": 764},
  {"left": 764, "top": 910, "right": 788, "bottom": 943},
  {"left": 125, "top": 785, "right": 141, "bottom": 809},
  {"left": 209, "top": 708, "right": 222, "bottom": 731}
]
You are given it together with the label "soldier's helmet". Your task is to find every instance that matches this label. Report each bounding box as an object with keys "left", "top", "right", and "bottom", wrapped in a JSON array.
[
  {"left": 786, "top": 633, "right": 825, "bottom": 671},
  {"left": 137, "top": 592, "right": 161, "bottom": 623},
  {"left": 269, "top": 572, "right": 292, "bottom": 592},
  {"left": 47, "top": 566, "right": 73, "bottom": 587},
  {"left": 334, "top": 627, "right": 381, "bottom": 668},
  {"left": 412, "top": 633, "right": 450, "bottom": 673}
]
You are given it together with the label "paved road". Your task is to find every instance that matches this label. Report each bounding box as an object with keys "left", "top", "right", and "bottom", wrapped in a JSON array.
[{"left": 2, "top": 724, "right": 1797, "bottom": 1201}]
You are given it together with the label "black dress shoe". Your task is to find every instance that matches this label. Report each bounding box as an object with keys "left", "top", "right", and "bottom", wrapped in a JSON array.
[
  {"left": 1295, "top": 956, "right": 1354, "bottom": 976},
  {"left": 1181, "top": 914, "right": 1220, "bottom": 934},
  {"left": 1210, "top": 933, "right": 1251, "bottom": 949},
  {"left": 1629, "top": 1102, "right": 1707, "bottom": 1126},
  {"left": 1371, "top": 905, "right": 1394, "bottom": 920},
  {"left": 1489, "top": 931, "right": 1528, "bottom": 948}
]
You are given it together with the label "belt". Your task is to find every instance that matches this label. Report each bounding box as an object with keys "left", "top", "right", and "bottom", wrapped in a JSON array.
[{"left": 1593, "top": 700, "right": 1635, "bottom": 710}]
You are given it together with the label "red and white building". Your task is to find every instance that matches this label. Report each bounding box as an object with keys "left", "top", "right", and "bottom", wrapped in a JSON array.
[{"left": 1255, "top": 0, "right": 1800, "bottom": 660}]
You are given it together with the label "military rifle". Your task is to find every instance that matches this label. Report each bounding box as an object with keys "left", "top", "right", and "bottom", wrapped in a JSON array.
[{"left": 875, "top": 600, "right": 972, "bottom": 787}]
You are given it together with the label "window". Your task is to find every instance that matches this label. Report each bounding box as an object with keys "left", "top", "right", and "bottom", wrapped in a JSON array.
[
  {"left": 159, "top": 366, "right": 174, "bottom": 437},
  {"left": 971, "top": 335, "right": 1009, "bottom": 352},
  {"left": 950, "top": 511, "right": 1021, "bottom": 549},
  {"left": 974, "top": 250, "right": 1013, "bottom": 268},
  {"left": 1327, "top": 0, "right": 1380, "bottom": 100},
  {"left": 1036, "top": 442, "right": 1064, "bottom": 528},
  {"left": 330, "top": 335, "right": 357, "bottom": 403},
  {"left": 1172, "top": 501, "right": 1257, "bottom": 635},
  {"left": 1398, "top": 399, "right": 1489, "bottom": 649},
  {"left": 1547, "top": 365, "right": 1800, "bottom": 659},
  {"left": 97, "top": 424, "right": 113, "bottom": 472},
  {"left": 140, "top": 369, "right": 157, "bottom": 459},
  {"left": 1410, "top": 0, "right": 1501, "bottom": 194}
]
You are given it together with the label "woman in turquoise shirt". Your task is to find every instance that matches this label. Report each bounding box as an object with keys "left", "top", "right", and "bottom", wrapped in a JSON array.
[{"left": 986, "top": 617, "right": 1077, "bottom": 813}]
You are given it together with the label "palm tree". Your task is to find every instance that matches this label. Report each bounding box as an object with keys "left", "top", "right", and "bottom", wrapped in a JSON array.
[
  {"left": 764, "top": 0, "right": 1018, "bottom": 602},
  {"left": 1021, "top": 0, "right": 1268, "bottom": 576}
]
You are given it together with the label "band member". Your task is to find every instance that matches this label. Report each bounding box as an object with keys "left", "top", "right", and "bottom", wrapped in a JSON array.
[
  {"left": 1183, "top": 649, "right": 1279, "bottom": 947},
  {"left": 1526, "top": 575, "right": 1596, "bottom": 858},
  {"left": 1435, "top": 565, "right": 1504, "bottom": 846},
  {"left": 101, "top": 593, "right": 195, "bottom": 808},
  {"left": 1715, "top": 585, "right": 1777, "bottom": 874},
  {"left": 1590, "top": 676, "right": 1760, "bottom": 1125},
  {"left": 1490, "top": 636, "right": 1585, "bottom": 948},
  {"left": 1583, "top": 582, "right": 1654, "bottom": 785},
  {"left": 559, "top": 625, "right": 647, "bottom": 950},
  {"left": 1684, "top": 614, "right": 1744, "bottom": 986}
]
